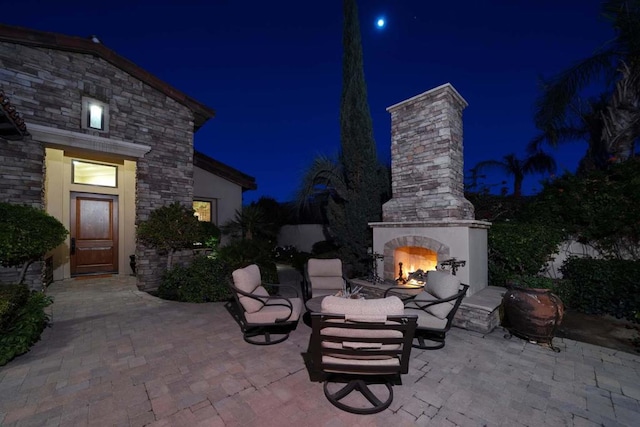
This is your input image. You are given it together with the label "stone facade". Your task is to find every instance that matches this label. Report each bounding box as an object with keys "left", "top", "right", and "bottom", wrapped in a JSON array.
[
  {"left": 382, "top": 83, "right": 475, "bottom": 221},
  {"left": 0, "top": 132, "right": 45, "bottom": 287},
  {"left": 0, "top": 40, "right": 199, "bottom": 290}
]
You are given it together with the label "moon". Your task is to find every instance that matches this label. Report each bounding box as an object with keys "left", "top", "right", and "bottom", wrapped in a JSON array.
[{"left": 376, "top": 18, "right": 386, "bottom": 29}]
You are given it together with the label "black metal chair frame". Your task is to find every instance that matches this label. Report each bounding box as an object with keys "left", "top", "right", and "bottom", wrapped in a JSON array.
[
  {"left": 385, "top": 283, "right": 469, "bottom": 350},
  {"left": 310, "top": 312, "right": 417, "bottom": 414},
  {"left": 227, "top": 279, "right": 300, "bottom": 345}
]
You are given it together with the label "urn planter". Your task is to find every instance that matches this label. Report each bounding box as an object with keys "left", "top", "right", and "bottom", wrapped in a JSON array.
[{"left": 502, "top": 286, "right": 564, "bottom": 351}]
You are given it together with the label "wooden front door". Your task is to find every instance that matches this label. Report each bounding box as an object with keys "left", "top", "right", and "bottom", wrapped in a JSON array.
[{"left": 70, "top": 193, "right": 118, "bottom": 276}]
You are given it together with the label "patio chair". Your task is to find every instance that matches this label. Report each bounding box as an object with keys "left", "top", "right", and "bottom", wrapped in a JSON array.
[
  {"left": 309, "top": 296, "right": 417, "bottom": 414},
  {"left": 303, "top": 258, "right": 350, "bottom": 301},
  {"left": 385, "top": 270, "right": 468, "bottom": 350},
  {"left": 228, "top": 264, "right": 303, "bottom": 345}
]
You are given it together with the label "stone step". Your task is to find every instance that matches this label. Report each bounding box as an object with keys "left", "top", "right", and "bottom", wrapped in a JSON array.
[{"left": 453, "top": 286, "right": 506, "bottom": 334}]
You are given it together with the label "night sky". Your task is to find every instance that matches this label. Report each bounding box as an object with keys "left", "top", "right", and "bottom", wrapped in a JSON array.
[{"left": 6, "top": 0, "right": 613, "bottom": 203}]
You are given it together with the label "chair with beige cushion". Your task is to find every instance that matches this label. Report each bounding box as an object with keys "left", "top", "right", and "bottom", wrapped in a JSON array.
[
  {"left": 303, "top": 258, "right": 350, "bottom": 301},
  {"left": 385, "top": 270, "right": 468, "bottom": 350},
  {"left": 309, "top": 296, "right": 417, "bottom": 414},
  {"left": 229, "top": 264, "right": 303, "bottom": 345}
]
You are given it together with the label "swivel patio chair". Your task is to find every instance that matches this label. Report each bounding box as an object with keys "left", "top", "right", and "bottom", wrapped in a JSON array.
[
  {"left": 228, "top": 264, "right": 303, "bottom": 345},
  {"left": 309, "top": 296, "right": 417, "bottom": 414},
  {"left": 385, "top": 270, "right": 468, "bottom": 350},
  {"left": 303, "top": 258, "right": 350, "bottom": 301}
]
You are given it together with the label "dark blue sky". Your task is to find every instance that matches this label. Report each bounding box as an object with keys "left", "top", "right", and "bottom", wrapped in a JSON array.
[{"left": 7, "top": 0, "right": 613, "bottom": 203}]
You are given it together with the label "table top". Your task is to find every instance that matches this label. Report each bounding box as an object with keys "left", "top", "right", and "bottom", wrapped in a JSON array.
[{"left": 305, "top": 296, "right": 326, "bottom": 313}]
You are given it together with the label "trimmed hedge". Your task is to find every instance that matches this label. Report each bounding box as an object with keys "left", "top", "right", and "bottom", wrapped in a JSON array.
[
  {"left": 158, "top": 256, "right": 233, "bottom": 303},
  {"left": 559, "top": 257, "right": 640, "bottom": 321},
  {"left": 0, "top": 286, "right": 53, "bottom": 366},
  {"left": 488, "top": 222, "right": 566, "bottom": 287}
]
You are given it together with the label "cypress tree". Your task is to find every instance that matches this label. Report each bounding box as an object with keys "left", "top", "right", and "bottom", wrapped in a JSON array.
[{"left": 327, "top": 0, "right": 388, "bottom": 274}]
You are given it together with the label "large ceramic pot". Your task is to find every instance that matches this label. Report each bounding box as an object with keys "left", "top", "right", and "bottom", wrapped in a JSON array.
[{"left": 502, "top": 286, "right": 564, "bottom": 348}]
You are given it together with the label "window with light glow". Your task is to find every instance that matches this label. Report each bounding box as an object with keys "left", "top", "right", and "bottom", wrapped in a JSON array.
[
  {"left": 81, "top": 96, "right": 109, "bottom": 132},
  {"left": 72, "top": 160, "right": 117, "bottom": 187},
  {"left": 193, "top": 200, "right": 218, "bottom": 224}
]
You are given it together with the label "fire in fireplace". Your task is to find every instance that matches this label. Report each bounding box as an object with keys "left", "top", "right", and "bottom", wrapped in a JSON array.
[{"left": 394, "top": 246, "right": 437, "bottom": 283}]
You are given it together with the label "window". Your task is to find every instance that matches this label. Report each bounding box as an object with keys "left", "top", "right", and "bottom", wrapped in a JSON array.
[
  {"left": 81, "top": 97, "right": 109, "bottom": 132},
  {"left": 72, "top": 160, "right": 117, "bottom": 187},
  {"left": 193, "top": 200, "right": 218, "bottom": 224}
]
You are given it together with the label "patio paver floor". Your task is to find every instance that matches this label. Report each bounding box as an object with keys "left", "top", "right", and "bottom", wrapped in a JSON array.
[{"left": 1, "top": 275, "right": 639, "bottom": 426}]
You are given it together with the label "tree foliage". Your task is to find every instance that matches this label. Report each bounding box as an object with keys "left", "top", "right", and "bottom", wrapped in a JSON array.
[
  {"left": 534, "top": 0, "right": 640, "bottom": 166},
  {"left": 136, "top": 202, "right": 203, "bottom": 269},
  {"left": 296, "top": 0, "right": 388, "bottom": 276},
  {"left": 523, "top": 158, "right": 640, "bottom": 260},
  {"left": 474, "top": 152, "right": 556, "bottom": 197},
  {"left": 0, "top": 203, "right": 68, "bottom": 285}
]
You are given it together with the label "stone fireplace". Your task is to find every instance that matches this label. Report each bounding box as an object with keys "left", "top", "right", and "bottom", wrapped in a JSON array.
[{"left": 369, "top": 83, "right": 491, "bottom": 296}]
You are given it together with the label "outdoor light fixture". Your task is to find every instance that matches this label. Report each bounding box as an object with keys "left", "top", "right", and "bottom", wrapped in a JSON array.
[
  {"left": 81, "top": 96, "right": 109, "bottom": 132},
  {"left": 88, "top": 102, "right": 104, "bottom": 130}
]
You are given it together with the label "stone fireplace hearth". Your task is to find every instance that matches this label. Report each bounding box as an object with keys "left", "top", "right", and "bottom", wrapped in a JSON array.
[{"left": 369, "top": 83, "right": 491, "bottom": 296}]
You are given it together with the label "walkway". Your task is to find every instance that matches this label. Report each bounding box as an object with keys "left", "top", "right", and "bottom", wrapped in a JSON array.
[{"left": 1, "top": 275, "right": 639, "bottom": 426}]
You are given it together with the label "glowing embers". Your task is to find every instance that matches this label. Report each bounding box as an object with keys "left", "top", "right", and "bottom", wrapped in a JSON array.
[{"left": 394, "top": 246, "right": 437, "bottom": 284}]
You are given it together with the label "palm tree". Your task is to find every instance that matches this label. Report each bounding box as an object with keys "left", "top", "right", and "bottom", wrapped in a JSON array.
[
  {"left": 474, "top": 152, "right": 557, "bottom": 198},
  {"left": 535, "top": 0, "right": 640, "bottom": 163},
  {"left": 529, "top": 95, "right": 610, "bottom": 173}
]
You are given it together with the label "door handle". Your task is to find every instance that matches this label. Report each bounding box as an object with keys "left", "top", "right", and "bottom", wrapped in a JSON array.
[{"left": 70, "top": 237, "right": 76, "bottom": 255}]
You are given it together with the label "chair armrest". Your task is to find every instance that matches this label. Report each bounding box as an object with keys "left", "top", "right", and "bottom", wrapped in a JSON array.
[
  {"left": 406, "top": 284, "right": 469, "bottom": 310},
  {"left": 383, "top": 285, "right": 424, "bottom": 299}
]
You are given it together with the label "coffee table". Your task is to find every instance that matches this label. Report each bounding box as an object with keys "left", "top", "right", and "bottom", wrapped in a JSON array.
[{"left": 305, "top": 296, "right": 327, "bottom": 313}]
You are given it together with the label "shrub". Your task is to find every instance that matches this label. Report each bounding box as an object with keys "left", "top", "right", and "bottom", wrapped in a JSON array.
[
  {"left": 488, "top": 222, "right": 566, "bottom": 286},
  {"left": 0, "top": 203, "right": 68, "bottom": 284},
  {"left": 157, "top": 256, "right": 232, "bottom": 303},
  {"left": 217, "top": 239, "right": 279, "bottom": 283},
  {"left": 137, "top": 202, "right": 203, "bottom": 269},
  {"left": 524, "top": 159, "right": 640, "bottom": 260},
  {"left": 559, "top": 257, "right": 640, "bottom": 321},
  {"left": 0, "top": 284, "right": 29, "bottom": 333},
  {"left": 311, "top": 240, "right": 340, "bottom": 256},
  {"left": 0, "top": 287, "right": 53, "bottom": 366}
]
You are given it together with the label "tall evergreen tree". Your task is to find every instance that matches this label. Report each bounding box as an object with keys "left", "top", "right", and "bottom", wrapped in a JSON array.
[
  {"left": 296, "top": 0, "right": 388, "bottom": 275},
  {"left": 329, "top": 0, "right": 387, "bottom": 273}
]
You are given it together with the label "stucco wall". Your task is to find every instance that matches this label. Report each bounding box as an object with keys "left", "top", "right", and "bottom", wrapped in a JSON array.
[
  {"left": 277, "top": 224, "right": 327, "bottom": 253},
  {"left": 0, "top": 42, "right": 196, "bottom": 290},
  {"left": 193, "top": 165, "right": 242, "bottom": 245}
]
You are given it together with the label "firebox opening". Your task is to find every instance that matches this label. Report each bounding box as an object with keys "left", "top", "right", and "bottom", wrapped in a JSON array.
[{"left": 394, "top": 246, "right": 438, "bottom": 284}]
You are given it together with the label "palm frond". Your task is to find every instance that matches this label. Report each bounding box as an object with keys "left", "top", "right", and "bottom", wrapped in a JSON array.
[
  {"left": 534, "top": 50, "right": 617, "bottom": 132},
  {"left": 295, "top": 155, "right": 348, "bottom": 211}
]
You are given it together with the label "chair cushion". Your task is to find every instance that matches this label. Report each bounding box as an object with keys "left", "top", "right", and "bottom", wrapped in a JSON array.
[
  {"left": 320, "top": 296, "right": 405, "bottom": 359},
  {"left": 232, "top": 264, "right": 267, "bottom": 313},
  {"left": 408, "top": 292, "right": 454, "bottom": 320},
  {"left": 426, "top": 270, "right": 461, "bottom": 300},
  {"left": 239, "top": 286, "right": 269, "bottom": 314},
  {"left": 244, "top": 297, "right": 303, "bottom": 323},
  {"left": 232, "top": 264, "right": 261, "bottom": 294},
  {"left": 321, "top": 295, "right": 404, "bottom": 316},
  {"left": 404, "top": 304, "right": 448, "bottom": 330},
  {"left": 310, "top": 276, "right": 344, "bottom": 291},
  {"left": 308, "top": 258, "right": 343, "bottom": 277}
]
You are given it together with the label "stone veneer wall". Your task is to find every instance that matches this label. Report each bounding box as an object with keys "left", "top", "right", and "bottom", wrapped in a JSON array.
[
  {"left": 0, "top": 134, "right": 45, "bottom": 288},
  {"left": 0, "top": 42, "right": 196, "bottom": 291},
  {"left": 382, "top": 83, "right": 474, "bottom": 221}
]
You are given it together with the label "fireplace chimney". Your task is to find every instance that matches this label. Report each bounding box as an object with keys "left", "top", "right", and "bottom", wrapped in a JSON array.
[{"left": 382, "top": 83, "right": 475, "bottom": 222}]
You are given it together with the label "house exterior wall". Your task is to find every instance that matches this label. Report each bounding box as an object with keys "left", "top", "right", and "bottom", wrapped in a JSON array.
[
  {"left": 0, "top": 41, "right": 196, "bottom": 290},
  {"left": 0, "top": 134, "right": 45, "bottom": 287},
  {"left": 193, "top": 165, "right": 242, "bottom": 232}
]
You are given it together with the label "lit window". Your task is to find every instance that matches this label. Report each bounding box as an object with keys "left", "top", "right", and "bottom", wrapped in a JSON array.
[
  {"left": 193, "top": 200, "right": 218, "bottom": 224},
  {"left": 88, "top": 103, "right": 104, "bottom": 129},
  {"left": 81, "top": 97, "right": 109, "bottom": 132},
  {"left": 72, "top": 160, "right": 117, "bottom": 187}
]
